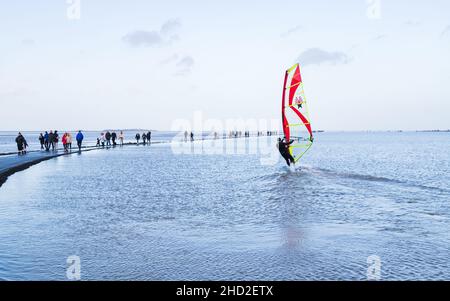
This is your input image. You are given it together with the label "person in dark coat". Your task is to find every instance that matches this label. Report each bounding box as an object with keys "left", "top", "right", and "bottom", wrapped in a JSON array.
[
  {"left": 105, "top": 131, "right": 111, "bottom": 146},
  {"left": 39, "top": 133, "right": 45, "bottom": 150},
  {"left": 48, "top": 131, "right": 55, "bottom": 151},
  {"left": 15, "top": 132, "right": 27, "bottom": 155},
  {"left": 142, "top": 133, "right": 147, "bottom": 145},
  {"left": 147, "top": 131, "right": 151, "bottom": 145},
  {"left": 53, "top": 130, "right": 59, "bottom": 151},
  {"left": 277, "top": 137, "right": 295, "bottom": 166},
  {"left": 135, "top": 133, "right": 140, "bottom": 145},
  {"left": 111, "top": 132, "right": 117, "bottom": 146}
]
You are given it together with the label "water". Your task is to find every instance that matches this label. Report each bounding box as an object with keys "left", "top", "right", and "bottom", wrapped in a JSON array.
[{"left": 0, "top": 132, "right": 449, "bottom": 280}]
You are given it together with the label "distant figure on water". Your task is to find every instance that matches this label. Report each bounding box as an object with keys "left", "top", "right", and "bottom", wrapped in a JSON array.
[
  {"left": 15, "top": 132, "right": 28, "bottom": 155},
  {"left": 44, "top": 131, "right": 50, "bottom": 151},
  {"left": 67, "top": 132, "right": 72, "bottom": 150},
  {"left": 53, "top": 130, "right": 59, "bottom": 151},
  {"left": 118, "top": 131, "right": 124, "bottom": 146},
  {"left": 135, "top": 133, "right": 140, "bottom": 145},
  {"left": 100, "top": 133, "right": 106, "bottom": 148},
  {"left": 105, "top": 131, "right": 111, "bottom": 147},
  {"left": 147, "top": 131, "right": 151, "bottom": 144},
  {"left": 76, "top": 130, "right": 84, "bottom": 151},
  {"left": 277, "top": 137, "right": 295, "bottom": 166},
  {"left": 62, "top": 133, "right": 68, "bottom": 152},
  {"left": 39, "top": 133, "right": 45, "bottom": 150},
  {"left": 190, "top": 132, "right": 194, "bottom": 142},
  {"left": 142, "top": 133, "right": 147, "bottom": 145},
  {"left": 111, "top": 131, "right": 117, "bottom": 146},
  {"left": 48, "top": 131, "right": 55, "bottom": 151},
  {"left": 184, "top": 131, "right": 188, "bottom": 142}
]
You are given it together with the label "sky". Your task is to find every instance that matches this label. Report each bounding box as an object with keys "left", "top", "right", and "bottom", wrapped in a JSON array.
[{"left": 0, "top": 0, "right": 449, "bottom": 131}]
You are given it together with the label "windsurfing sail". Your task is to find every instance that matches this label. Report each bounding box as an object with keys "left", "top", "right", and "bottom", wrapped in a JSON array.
[{"left": 281, "top": 63, "right": 313, "bottom": 163}]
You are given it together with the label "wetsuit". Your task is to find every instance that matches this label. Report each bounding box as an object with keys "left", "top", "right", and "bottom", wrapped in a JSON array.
[{"left": 278, "top": 139, "right": 295, "bottom": 166}]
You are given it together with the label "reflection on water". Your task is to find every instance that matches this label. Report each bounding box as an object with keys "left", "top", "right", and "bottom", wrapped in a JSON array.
[{"left": 0, "top": 132, "right": 449, "bottom": 280}]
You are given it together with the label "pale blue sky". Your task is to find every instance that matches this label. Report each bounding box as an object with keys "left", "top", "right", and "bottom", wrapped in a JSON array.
[{"left": 0, "top": 0, "right": 449, "bottom": 131}]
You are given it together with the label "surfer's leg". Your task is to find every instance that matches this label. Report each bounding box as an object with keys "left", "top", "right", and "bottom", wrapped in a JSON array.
[{"left": 282, "top": 154, "right": 291, "bottom": 166}]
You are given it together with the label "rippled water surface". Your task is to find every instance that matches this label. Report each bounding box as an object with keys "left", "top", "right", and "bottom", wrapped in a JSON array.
[{"left": 0, "top": 132, "right": 449, "bottom": 280}]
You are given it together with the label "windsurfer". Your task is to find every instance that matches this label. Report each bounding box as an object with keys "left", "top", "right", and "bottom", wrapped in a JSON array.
[{"left": 277, "top": 137, "right": 295, "bottom": 166}]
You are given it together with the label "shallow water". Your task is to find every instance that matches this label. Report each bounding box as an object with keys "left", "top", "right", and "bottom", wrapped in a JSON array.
[{"left": 0, "top": 132, "right": 449, "bottom": 280}]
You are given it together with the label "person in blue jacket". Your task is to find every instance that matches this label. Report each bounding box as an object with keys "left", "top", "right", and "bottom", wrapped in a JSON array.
[
  {"left": 44, "top": 131, "right": 50, "bottom": 151},
  {"left": 76, "top": 130, "right": 84, "bottom": 151}
]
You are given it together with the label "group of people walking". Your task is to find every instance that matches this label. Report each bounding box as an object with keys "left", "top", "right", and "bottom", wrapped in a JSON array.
[
  {"left": 97, "top": 131, "right": 124, "bottom": 147},
  {"left": 14, "top": 130, "right": 156, "bottom": 155},
  {"left": 36, "top": 130, "right": 85, "bottom": 152},
  {"left": 135, "top": 131, "right": 152, "bottom": 145},
  {"left": 183, "top": 131, "right": 195, "bottom": 142},
  {"left": 15, "top": 130, "right": 84, "bottom": 155},
  {"left": 37, "top": 130, "right": 60, "bottom": 151}
]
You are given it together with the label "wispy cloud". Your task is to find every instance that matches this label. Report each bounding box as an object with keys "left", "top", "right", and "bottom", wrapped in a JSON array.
[
  {"left": 281, "top": 25, "right": 302, "bottom": 38},
  {"left": 160, "top": 54, "right": 179, "bottom": 65},
  {"left": 373, "top": 34, "right": 387, "bottom": 41},
  {"left": 174, "top": 56, "right": 195, "bottom": 76},
  {"left": 441, "top": 25, "right": 450, "bottom": 38},
  {"left": 122, "top": 19, "right": 181, "bottom": 47},
  {"left": 405, "top": 20, "right": 421, "bottom": 26},
  {"left": 122, "top": 30, "right": 163, "bottom": 47},
  {"left": 160, "top": 19, "right": 181, "bottom": 35},
  {"left": 297, "top": 48, "right": 350, "bottom": 66}
]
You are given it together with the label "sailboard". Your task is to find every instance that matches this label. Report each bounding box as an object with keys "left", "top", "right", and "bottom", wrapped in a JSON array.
[{"left": 281, "top": 63, "right": 314, "bottom": 163}]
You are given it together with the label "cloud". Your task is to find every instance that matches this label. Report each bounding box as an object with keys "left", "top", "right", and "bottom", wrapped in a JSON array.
[
  {"left": 441, "top": 25, "right": 450, "bottom": 38},
  {"left": 373, "top": 34, "right": 387, "bottom": 41},
  {"left": 281, "top": 25, "right": 302, "bottom": 38},
  {"left": 297, "top": 48, "right": 350, "bottom": 66},
  {"left": 176, "top": 56, "right": 194, "bottom": 68},
  {"left": 161, "top": 19, "right": 181, "bottom": 35},
  {"left": 160, "top": 54, "right": 179, "bottom": 65},
  {"left": 174, "top": 56, "right": 195, "bottom": 76},
  {"left": 122, "top": 19, "right": 181, "bottom": 47},
  {"left": 122, "top": 30, "right": 163, "bottom": 47}
]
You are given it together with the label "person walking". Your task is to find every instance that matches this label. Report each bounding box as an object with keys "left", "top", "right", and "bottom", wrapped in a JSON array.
[
  {"left": 147, "top": 131, "right": 151, "bottom": 145},
  {"left": 142, "top": 133, "right": 147, "bottom": 145},
  {"left": 135, "top": 133, "right": 140, "bottom": 145},
  {"left": 111, "top": 131, "right": 117, "bottom": 146},
  {"left": 190, "top": 132, "right": 194, "bottom": 142},
  {"left": 67, "top": 132, "right": 73, "bottom": 150},
  {"left": 76, "top": 130, "right": 84, "bottom": 151},
  {"left": 15, "top": 132, "right": 26, "bottom": 155},
  {"left": 118, "top": 131, "right": 124, "bottom": 146},
  {"left": 62, "top": 133, "right": 68, "bottom": 152},
  {"left": 100, "top": 133, "right": 106, "bottom": 148},
  {"left": 48, "top": 131, "right": 54, "bottom": 151},
  {"left": 44, "top": 131, "right": 50, "bottom": 151},
  {"left": 53, "top": 130, "right": 59, "bottom": 151},
  {"left": 105, "top": 131, "right": 111, "bottom": 147},
  {"left": 39, "top": 133, "right": 45, "bottom": 150}
]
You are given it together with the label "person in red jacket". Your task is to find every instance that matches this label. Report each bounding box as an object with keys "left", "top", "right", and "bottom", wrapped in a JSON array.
[{"left": 62, "top": 133, "right": 68, "bottom": 152}]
